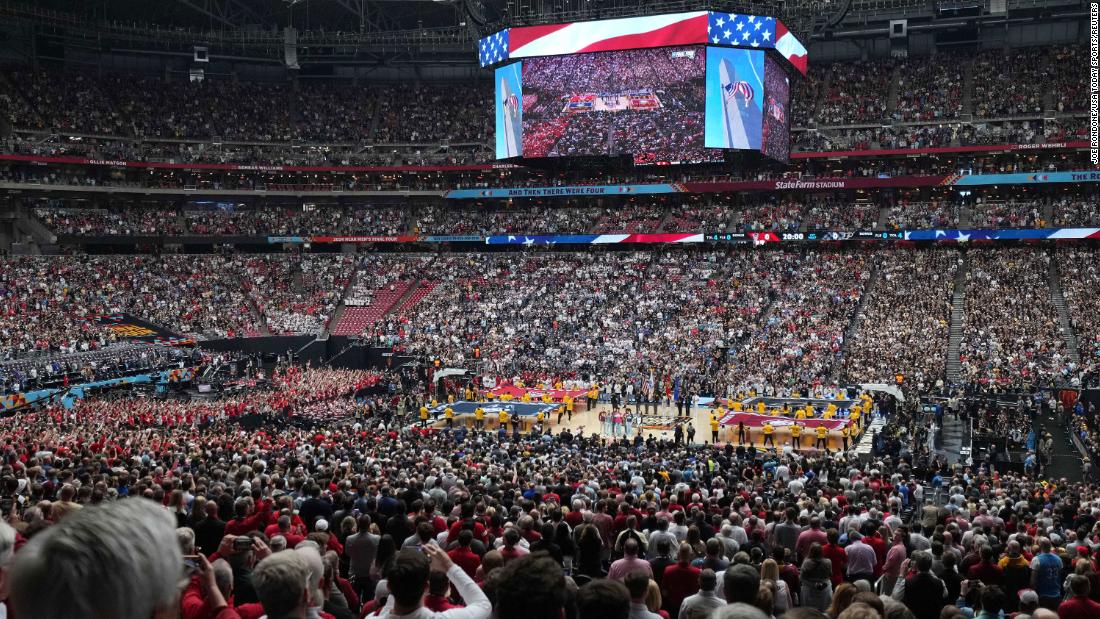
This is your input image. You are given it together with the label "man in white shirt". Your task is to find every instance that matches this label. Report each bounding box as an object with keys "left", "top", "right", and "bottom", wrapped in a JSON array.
[
  {"left": 377, "top": 544, "right": 491, "bottom": 619},
  {"left": 625, "top": 571, "right": 662, "bottom": 619},
  {"left": 679, "top": 569, "right": 725, "bottom": 619}
]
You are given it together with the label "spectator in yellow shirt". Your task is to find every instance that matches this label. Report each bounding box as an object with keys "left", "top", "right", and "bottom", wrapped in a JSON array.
[
  {"left": 815, "top": 424, "right": 829, "bottom": 450},
  {"left": 790, "top": 423, "right": 803, "bottom": 449},
  {"left": 762, "top": 422, "right": 775, "bottom": 447},
  {"left": 474, "top": 406, "right": 485, "bottom": 429}
]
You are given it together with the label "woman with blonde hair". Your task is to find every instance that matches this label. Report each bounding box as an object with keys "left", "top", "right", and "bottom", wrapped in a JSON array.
[{"left": 761, "top": 558, "right": 792, "bottom": 613}]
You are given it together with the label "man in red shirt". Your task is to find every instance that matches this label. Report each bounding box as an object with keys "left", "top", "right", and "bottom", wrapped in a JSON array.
[
  {"left": 1058, "top": 574, "right": 1100, "bottom": 619},
  {"left": 822, "top": 529, "right": 848, "bottom": 586},
  {"left": 662, "top": 543, "right": 701, "bottom": 619},
  {"left": 447, "top": 530, "right": 482, "bottom": 579},
  {"left": 864, "top": 528, "right": 888, "bottom": 578},
  {"left": 225, "top": 497, "right": 272, "bottom": 537}
]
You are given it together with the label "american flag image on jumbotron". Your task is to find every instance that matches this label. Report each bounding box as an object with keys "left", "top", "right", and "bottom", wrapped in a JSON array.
[
  {"left": 478, "top": 30, "right": 510, "bottom": 67},
  {"left": 706, "top": 13, "right": 775, "bottom": 49}
]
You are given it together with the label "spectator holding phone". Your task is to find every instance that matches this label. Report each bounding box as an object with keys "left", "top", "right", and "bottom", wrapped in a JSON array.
[{"left": 376, "top": 543, "right": 490, "bottom": 619}]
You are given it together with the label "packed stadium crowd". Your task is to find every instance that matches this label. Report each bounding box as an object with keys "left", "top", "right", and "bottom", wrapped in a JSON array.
[
  {"left": 1, "top": 355, "right": 1098, "bottom": 619},
  {"left": 33, "top": 204, "right": 411, "bottom": 238},
  {"left": 892, "top": 55, "right": 964, "bottom": 122},
  {"left": 840, "top": 250, "right": 958, "bottom": 392},
  {"left": 959, "top": 249, "right": 1074, "bottom": 390},
  {"left": 4, "top": 18, "right": 1100, "bottom": 619},
  {"left": 28, "top": 195, "right": 1074, "bottom": 239}
]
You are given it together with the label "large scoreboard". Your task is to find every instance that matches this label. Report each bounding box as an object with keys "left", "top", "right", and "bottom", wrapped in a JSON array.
[{"left": 481, "top": 11, "right": 806, "bottom": 165}]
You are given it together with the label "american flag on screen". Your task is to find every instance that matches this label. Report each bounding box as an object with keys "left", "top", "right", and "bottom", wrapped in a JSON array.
[
  {"left": 707, "top": 13, "right": 775, "bottom": 48},
  {"left": 478, "top": 30, "right": 510, "bottom": 67},
  {"left": 508, "top": 11, "right": 708, "bottom": 58}
]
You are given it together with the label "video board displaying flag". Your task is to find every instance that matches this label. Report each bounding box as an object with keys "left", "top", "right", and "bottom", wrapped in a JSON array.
[
  {"left": 478, "top": 11, "right": 808, "bottom": 76},
  {"left": 495, "top": 63, "right": 524, "bottom": 159},
  {"left": 705, "top": 47, "right": 763, "bottom": 150}
]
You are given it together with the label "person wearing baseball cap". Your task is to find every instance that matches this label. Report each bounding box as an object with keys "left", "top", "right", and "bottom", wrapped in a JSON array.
[{"left": 1016, "top": 590, "right": 1039, "bottom": 617}]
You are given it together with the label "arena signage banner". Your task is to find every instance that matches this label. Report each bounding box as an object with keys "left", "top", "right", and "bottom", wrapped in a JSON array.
[
  {"left": 310, "top": 235, "right": 419, "bottom": 243},
  {"left": 447, "top": 170, "right": 1100, "bottom": 199},
  {"left": 950, "top": 170, "right": 1100, "bottom": 186},
  {"left": 789, "top": 140, "right": 1090, "bottom": 159},
  {"left": 484, "top": 233, "right": 704, "bottom": 245},
  {"left": 446, "top": 184, "right": 680, "bottom": 199},
  {"left": 902, "top": 228, "right": 1100, "bottom": 241}
]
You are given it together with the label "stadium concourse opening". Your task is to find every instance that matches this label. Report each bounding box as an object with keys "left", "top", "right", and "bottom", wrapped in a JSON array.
[{"left": 0, "top": 3, "right": 1098, "bottom": 619}]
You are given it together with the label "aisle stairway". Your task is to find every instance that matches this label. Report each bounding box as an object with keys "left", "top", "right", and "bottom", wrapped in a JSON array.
[
  {"left": 934, "top": 411, "right": 969, "bottom": 465},
  {"left": 1038, "top": 404, "right": 1083, "bottom": 481},
  {"left": 885, "top": 65, "right": 902, "bottom": 118},
  {"left": 833, "top": 259, "right": 881, "bottom": 382},
  {"left": 394, "top": 280, "right": 439, "bottom": 315},
  {"left": 1048, "top": 254, "right": 1082, "bottom": 365},
  {"left": 961, "top": 58, "right": 976, "bottom": 118},
  {"left": 945, "top": 253, "right": 969, "bottom": 384}
]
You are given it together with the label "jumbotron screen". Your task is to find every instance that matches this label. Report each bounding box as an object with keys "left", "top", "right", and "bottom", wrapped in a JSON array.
[
  {"left": 495, "top": 45, "right": 790, "bottom": 164},
  {"left": 497, "top": 46, "right": 714, "bottom": 163}
]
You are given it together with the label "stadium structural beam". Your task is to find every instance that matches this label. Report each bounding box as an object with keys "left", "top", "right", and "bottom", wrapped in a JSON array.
[
  {"left": 176, "top": 0, "right": 273, "bottom": 29},
  {"left": 331, "top": 0, "right": 372, "bottom": 33}
]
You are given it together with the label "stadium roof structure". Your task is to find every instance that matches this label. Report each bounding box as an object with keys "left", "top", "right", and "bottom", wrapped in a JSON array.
[{"left": 0, "top": 0, "right": 1086, "bottom": 66}]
